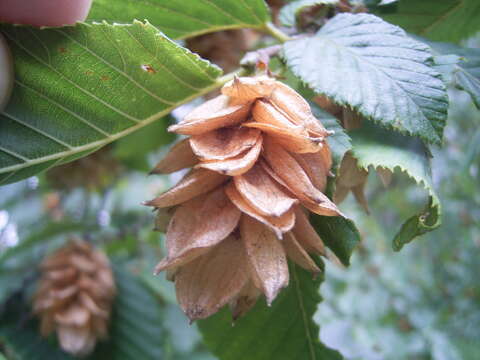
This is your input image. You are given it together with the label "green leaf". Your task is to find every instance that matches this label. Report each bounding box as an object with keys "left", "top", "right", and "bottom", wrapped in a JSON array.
[
  {"left": 0, "top": 316, "right": 74, "bottom": 360},
  {"left": 313, "top": 107, "right": 351, "bottom": 166},
  {"left": 0, "top": 21, "right": 223, "bottom": 186},
  {"left": 114, "top": 115, "right": 176, "bottom": 172},
  {"left": 198, "top": 262, "right": 342, "bottom": 360},
  {"left": 350, "top": 122, "right": 441, "bottom": 251},
  {"left": 310, "top": 216, "right": 360, "bottom": 266},
  {"left": 92, "top": 266, "right": 165, "bottom": 360},
  {"left": 376, "top": 0, "right": 480, "bottom": 43},
  {"left": 88, "top": 0, "right": 271, "bottom": 40},
  {"left": 279, "top": 0, "right": 338, "bottom": 27},
  {"left": 429, "top": 41, "right": 480, "bottom": 109},
  {"left": 283, "top": 13, "right": 449, "bottom": 144},
  {"left": 309, "top": 106, "right": 359, "bottom": 265}
]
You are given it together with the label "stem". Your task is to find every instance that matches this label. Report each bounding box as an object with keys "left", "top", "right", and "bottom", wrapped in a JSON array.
[
  {"left": 213, "top": 68, "right": 248, "bottom": 88},
  {"left": 263, "top": 22, "right": 292, "bottom": 43}
]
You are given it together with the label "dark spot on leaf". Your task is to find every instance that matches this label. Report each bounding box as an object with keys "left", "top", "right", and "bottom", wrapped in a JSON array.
[
  {"left": 85, "top": 70, "right": 93, "bottom": 76},
  {"left": 101, "top": 75, "right": 110, "bottom": 81},
  {"left": 141, "top": 64, "right": 156, "bottom": 74},
  {"left": 58, "top": 47, "right": 67, "bottom": 53}
]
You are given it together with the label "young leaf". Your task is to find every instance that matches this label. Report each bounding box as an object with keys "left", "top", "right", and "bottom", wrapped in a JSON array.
[
  {"left": 350, "top": 122, "right": 441, "bottom": 251},
  {"left": 280, "top": 0, "right": 339, "bottom": 27},
  {"left": 376, "top": 0, "right": 480, "bottom": 43},
  {"left": 198, "top": 262, "right": 342, "bottom": 360},
  {"left": 92, "top": 266, "right": 165, "bottom": 360},
  {"left": 0, "top": 21, "right": 222, "bottom": 186},
  {"left": 88, "top": 0, "right": 271, "bottom": 40},
  {"left": 283, "top": 13, "right": 449, "bottom": 144}
]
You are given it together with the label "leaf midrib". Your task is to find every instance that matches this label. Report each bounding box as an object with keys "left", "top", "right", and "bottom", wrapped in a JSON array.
[
  {"left": 0, "top": 74, "right": 232, "bottom": 176},
  {"left": 292, "top": 264, "right": 317, "bottom": 360}
]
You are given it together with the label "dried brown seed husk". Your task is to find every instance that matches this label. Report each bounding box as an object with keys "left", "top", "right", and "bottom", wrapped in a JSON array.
[
  {"left": 240, "top": 215, "right": 289, "bottom": 305},
  {"left": 195, "top": 135, "right": 262, "bottom": 176},
  {"left": 291, "top": 152, "right": 328, "bottom": 192},
  {"left": 333, "top": 184, "right": 349, "bottom": 204},
  {"left": 313, "top": 95, "right": 343, "bottom": 117},
  {"left": 292, "top": 207, "right": 326, "bottom": 256},
  {"left": 234, "top": 162, "right": 297, "bottom": 217},
  {"left": 263, "top": 137, "right": 343, "bottom": 217},
  {"left": 270, "top": 82, "right": 329, "bottom": 137},
  {"left": 175, "top": 235, "right": 249, "bottom": 321},
  {"left": 222, "top": 76, "right": 277, "bottom": 104},
  {"left": 44, "top": 267, "right": 77, "bottom": 286},
  {"left": 334, "top": 152, "right": 369, "bottom": 213},
  {"left": 377, "top": 167, "right": 393, "bottom": 187},
  {"left": 154, "top": 187, "right": 241, "bottom": 273},
  {"left": 319, "top": 142, "right": 333, "bottom": 174},
  {"left": 54, "top": 305, "right": 90, "bottom": 326},
  {"left": 145, "top": 168, "right": 228, "bottom": 208},
  {"left": 225, "top": 181, "right": 295, "bottom": 238},
  {"left": 252, "top": 99, "right": 306, "bottom": 133},
  {"left": 168, "top": 95, "right": 251, "bottom": 135},
  {"left": 33, "top": 240, "right": 115, "bottom": 356},
  {"left": 259, "top": 160, "right": 297, "bottom": 197},
  {"left": 302, "top": 198, "right": 346, "bottom": 217},
  {"left": 283, "top": 232, "right": 321, "bottom": 275},
  {"left": 244, "top": 122, "right": 321, "bottom": 154},
  {"left": 342, "top": 108, "right": 363, "bottom": 130},
  {"left": 57, "top": 325, "right": 96, "bottom": 356},
  {"left": 229, "top": 281, "right": 261, "bottom": 320},
  {"left": 150, "top": 139, "right": 198, "bottom": 174},
  {"left": 189, "top": 127, "right": 260, "bottom": 161},
  {"left": 154, "top": 207, "right": 175, "bottom": 233}
]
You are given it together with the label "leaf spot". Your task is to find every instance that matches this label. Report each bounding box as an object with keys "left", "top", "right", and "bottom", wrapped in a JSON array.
[{"left": 141, "top": 64, "right": 157, "bottom": 74}]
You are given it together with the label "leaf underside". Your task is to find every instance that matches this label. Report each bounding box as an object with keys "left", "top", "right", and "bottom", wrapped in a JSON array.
[
  {"left": 429, "top": 41, "right": 480, "bottom": 109},
  {"left": 0, "top": 21, "right": 222, "bottom": 185},
  {"left": 198, "top": 262, "right": 342, "bottom": 360},
  {"left": 88, "top": 0, "right": 270, "bottom": 40},
  {"left": 283, "top": 13, "right": 449, "bottom": 144},
  {"left": 350, "top": 122, "right": 441, "bottom": 251}
]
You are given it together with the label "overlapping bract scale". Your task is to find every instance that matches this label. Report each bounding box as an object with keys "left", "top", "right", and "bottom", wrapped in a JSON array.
[
  {"left": 33, "top": 240, "right": 116, "bottom": 356},
  {"left": 147, "top": 76, "right": 345, "bottom": 321}
]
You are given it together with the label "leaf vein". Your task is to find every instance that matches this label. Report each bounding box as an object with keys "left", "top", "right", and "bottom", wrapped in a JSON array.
[
  {"left": 55, "top": 29, "right": 177, "bottom": 106},
  {"left": 15, "top": 80, "right": 112, "bottom": 137},
  {"left": 2, "top": 31, "right": 142, "bottom": 123},
  {"left": 2, "top": 111, "right": 73, "bottom": 150}
]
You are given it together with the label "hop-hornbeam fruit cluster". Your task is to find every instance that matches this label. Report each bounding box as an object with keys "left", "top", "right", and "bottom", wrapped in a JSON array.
[
  {"left": 33, "top": 240, "right": 116, "bottom": 356},
  {"left": 146, "top": 76, "right": 345, "bottom": 321}
]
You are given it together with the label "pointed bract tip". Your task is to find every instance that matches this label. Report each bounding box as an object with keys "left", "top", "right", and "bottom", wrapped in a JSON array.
[{"left": 167, "top": 124, "right": 179, "bottom": 133}]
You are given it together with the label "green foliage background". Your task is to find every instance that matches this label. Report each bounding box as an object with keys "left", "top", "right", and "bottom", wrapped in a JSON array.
[{"left": 0, "top": 0, "right": 479, "bottom": 359}]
